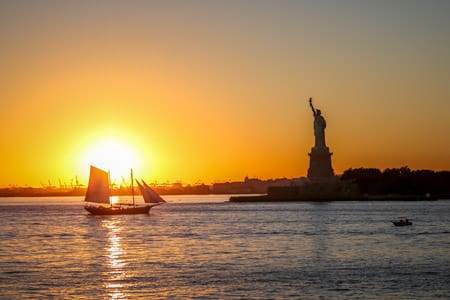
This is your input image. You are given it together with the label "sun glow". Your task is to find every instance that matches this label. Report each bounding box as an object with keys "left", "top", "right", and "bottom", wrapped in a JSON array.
[
  {"left": 110, "top": 196, "right": 120, "bottom": 205},
  {"left": 80, "top": 138, "right": 141, "bottom": 182}
]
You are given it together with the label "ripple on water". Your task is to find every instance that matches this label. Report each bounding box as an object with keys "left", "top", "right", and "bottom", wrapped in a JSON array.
[{"left": 0, "top": 200, "right": 450, "bottom": 299}]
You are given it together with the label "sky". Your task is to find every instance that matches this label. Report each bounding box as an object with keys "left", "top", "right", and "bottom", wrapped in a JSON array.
[{"left": 1, "top": 0, "right": 450, "bottom": 187}]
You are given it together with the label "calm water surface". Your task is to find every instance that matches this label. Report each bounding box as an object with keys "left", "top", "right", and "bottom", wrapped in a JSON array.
[{"left": 1, "top": 196, "right": 450, "bottom": 299}]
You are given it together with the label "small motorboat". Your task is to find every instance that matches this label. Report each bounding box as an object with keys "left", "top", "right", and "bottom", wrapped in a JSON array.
[{"left": 392, "top": 217, "right": 412, "bottom": 226}]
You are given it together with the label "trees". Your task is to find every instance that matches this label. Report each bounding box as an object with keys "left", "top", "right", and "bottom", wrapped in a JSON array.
[
  {"left": 341, "top": 168, "right": 381, "bottom": 194},
  {"left": 341, "top": 166, "right": 450, "bottom": 197}
]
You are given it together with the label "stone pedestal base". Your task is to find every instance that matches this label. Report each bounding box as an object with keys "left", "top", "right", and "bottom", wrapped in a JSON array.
[{"left": 307, "top": 146, "right": 334, "bottom": 180}]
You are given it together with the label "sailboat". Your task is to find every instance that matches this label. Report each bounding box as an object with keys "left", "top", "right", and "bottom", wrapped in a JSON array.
[
  {"left": 84, "top": 166, "right": 159, "bottom": 215},
  {"left": 136, "top": 179, "right": 166, "bottom": 204}
]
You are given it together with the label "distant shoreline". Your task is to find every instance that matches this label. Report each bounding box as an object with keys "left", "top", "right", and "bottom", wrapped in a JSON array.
[
  {"left": 3, "top": 167, "right": 450, "bottom": 199},
  {"left": 0, "top": 188, "right": 249, "bottom": 198},
  {"left": 229, "top": 194, "right": 445, "bottom": 202},
  {"left": 0, "top": 191, "right": 448, "bottom": 201}
]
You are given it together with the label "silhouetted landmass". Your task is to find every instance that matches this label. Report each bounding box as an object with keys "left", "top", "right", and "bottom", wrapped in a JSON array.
[
  {"left": 341, "top": 166, "right": 450, "bottom": 199},
  {"left": 211, "top": 177, "right": 301, "bottom": 194},
  {"left": 153, "top": 183, "right": 211, "bottom": 195},
  {"left": 0, "top": 177, "right": 298, "bottom": 197},
  {"left": 0, "top": 185, "right": 212, "bottom": 197},
  {"left": 231, "top": 167, "right": 450, "bottom": 202},
  {"left": 2, "top": 167, "right": 450, "bottom": 199},
  {"left": 231, "top": 178, "right": 362, "bottom": 202},
  {"left": 0, "top": 187, "right": 87, "bottom": 197}
]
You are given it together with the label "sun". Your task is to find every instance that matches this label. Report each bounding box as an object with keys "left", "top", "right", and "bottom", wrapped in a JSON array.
[{"left": 81, "top": 138, "right": 141, "bottom": 182}]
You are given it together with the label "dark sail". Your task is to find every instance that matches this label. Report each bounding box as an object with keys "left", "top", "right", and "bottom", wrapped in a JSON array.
[
  {"left": 137, "top": 179, "right": 166, "bottom": 203},
  {"left": 85, "top": 166, "right": 110, "bottom": 204}
]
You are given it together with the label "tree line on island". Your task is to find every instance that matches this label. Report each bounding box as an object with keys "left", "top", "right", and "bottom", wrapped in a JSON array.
[{"left": 341, "top": 166, "right": 450, "bottom": 199}]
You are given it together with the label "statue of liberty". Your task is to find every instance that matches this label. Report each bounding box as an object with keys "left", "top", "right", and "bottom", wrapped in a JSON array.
[{"left": 309, "top": 98, "right": 327, "bottom": 148}]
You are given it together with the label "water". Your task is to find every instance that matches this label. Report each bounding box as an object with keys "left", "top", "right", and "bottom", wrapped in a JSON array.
[{"left": 1, "top": 196, "right": 450, "bottom": 299}]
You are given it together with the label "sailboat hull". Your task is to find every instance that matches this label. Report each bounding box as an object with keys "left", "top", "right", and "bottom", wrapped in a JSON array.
[{"left": 84, "top": 205, "right": 152, "bottom": 215}]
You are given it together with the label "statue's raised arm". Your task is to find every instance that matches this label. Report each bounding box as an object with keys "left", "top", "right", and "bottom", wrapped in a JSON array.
[{"left": 309, "top": 97, "right": 316, "bottom": 115}]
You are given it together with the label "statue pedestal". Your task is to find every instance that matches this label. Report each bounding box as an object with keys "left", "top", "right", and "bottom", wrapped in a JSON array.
[{"left": 307, "top": 146, "right": 335, "bottom": 181}]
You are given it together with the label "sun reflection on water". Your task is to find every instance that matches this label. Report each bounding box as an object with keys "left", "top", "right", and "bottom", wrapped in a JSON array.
[{"left": 102, "top": 218, "right": 128, "bottom": 300}]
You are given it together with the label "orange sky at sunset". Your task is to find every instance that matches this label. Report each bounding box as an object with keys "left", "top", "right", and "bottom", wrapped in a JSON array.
[{"left": 1, "top": 1, "right": 450, "bottom": 187}]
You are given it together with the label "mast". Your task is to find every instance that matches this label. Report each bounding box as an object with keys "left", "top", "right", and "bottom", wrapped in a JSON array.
[
  {"left": 108, "top": 169, "right": 112, "bottom": 207},
  {"left": 131, "top": 168, "right": 135, "bottom": 207}
]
